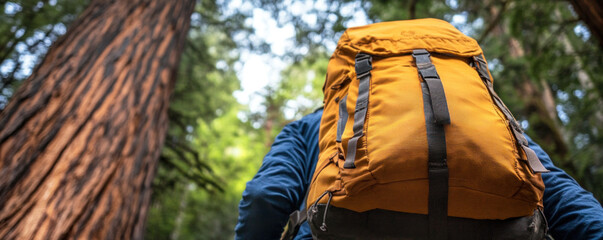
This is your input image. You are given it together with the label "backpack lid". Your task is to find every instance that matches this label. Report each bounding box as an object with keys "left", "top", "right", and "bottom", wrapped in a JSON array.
[{"left": 338, "top": 18, "right": 482, "bottom": 57}]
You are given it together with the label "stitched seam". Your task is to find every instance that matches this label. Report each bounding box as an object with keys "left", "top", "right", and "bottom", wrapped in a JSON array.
[
  {"left": 350, "top": 37, "right": 479, "bottom": 55},
  {"left": 354, "top": 36, "right": 476, "bottom": 45}
]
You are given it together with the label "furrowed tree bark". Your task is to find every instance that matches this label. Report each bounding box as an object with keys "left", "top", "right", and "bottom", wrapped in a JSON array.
[{"left": 0, "top": 0, "right": 195, "bottom": 239}]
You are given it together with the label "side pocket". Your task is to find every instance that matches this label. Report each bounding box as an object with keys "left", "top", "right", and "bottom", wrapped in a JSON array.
[
  {"left": 311, "top": 152, "right": 338, "bottom": 184},
  {"left": 336, "top": 95, "right": 348, "bottom": 143}
]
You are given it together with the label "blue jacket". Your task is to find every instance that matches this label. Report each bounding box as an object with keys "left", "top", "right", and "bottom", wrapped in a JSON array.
[{"left": 235, "top": 109, "right": 603, "bottom": 240}]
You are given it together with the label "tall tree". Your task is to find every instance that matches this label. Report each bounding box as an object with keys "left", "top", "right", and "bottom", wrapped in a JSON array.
[{"left": 0, "top": 0, "right": 195, "bottom": 239}]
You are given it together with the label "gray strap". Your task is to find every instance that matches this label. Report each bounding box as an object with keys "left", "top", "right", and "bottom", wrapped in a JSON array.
[
  {"left": 421, "top": 80, "right": 449, "bottom": 240},
  {"left": 344, "top": 53, "right": 372, "bottom": 169},
  {"left": 473, "top": 55, "right": 549, "bottom": 173},
  {"left": 413, "top": 49, "right": 451, "bottom": 125},
  {"left": 336, "top": 95, "right": 348, "bottom": 142}
]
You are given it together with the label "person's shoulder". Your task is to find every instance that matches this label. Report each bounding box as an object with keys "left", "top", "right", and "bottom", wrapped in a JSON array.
[
  {"left": 284, "top": 107, "right": 322, "bottom": 135},
  {"left": 295, "top": 107, "right": 322, "bottom": 128}
]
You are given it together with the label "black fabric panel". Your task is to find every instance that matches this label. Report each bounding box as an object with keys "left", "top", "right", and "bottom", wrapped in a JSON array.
[{"left": 307, "top": 204, "right": 547, "bottom": 240}]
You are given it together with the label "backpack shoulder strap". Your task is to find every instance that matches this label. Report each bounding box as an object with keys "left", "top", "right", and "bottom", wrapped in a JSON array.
[{"left": 281, "top": 209, "right": 307, "bottom": 240}]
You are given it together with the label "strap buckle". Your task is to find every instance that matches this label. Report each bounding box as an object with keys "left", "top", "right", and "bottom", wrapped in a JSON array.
[
  {"left": 412, "top": 49, "right": 431, "bottom": 69},
  {"left": 412, "top": 49, "right": 439, "bottom": 79},
  {"left": 355, "top": 53, "right": 372, "bottom": 78}
]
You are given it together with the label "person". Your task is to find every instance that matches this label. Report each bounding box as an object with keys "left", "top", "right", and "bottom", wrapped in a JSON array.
[{"left": 234, "top": 108, "right": 603, "bottom": 240}]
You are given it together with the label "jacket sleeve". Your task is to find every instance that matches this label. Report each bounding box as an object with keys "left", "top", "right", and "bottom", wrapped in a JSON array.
[
  {"left": 526, "top": 135, "right": 603, "bottom": 240},
  {"left": 235, "top": 110, "right": 322, "bottom": 240}
]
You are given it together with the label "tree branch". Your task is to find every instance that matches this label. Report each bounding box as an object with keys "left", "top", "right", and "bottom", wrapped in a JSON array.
[
  {"left": 478, "top": 0, "right": 509, "bottom": 44},
  {"left": 160, "top": 152, "right": 223, "bottom": 192},
  {"left": 165, "top": 135, "right": 212, "bottom": 172}
]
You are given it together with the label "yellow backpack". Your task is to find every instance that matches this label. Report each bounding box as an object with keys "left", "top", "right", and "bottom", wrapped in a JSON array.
[{"left": 283, "top": 19, "right": 549, "bottom": 240}]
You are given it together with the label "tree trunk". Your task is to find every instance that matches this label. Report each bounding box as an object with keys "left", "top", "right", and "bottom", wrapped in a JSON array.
[
  {"left": 0, "top": 0, "right": 195, "bottom": 239},
  {"left": 568, "top": 0, "right": 603, "bottom": 47}
]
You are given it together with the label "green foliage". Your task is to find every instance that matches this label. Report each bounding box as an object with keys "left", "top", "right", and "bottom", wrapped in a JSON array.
[
  {"left": 146, "top": 2, "right": 260, "bottom": 238},
  {"left": 150, "top": 40, "right": 329, "bottom": 239},
  {"left": 0, "top": 0, "right": 89, "bottom": 108},
  {"left": 157, "top": 21, "right": 242, "bottom": 193},
  {"left": 248, "top": 49, "right": 328, "bottom": 144},
  {"left": 367, "top": 0, "right": 451, "bottom": 21},
  {"left": 147, "top": 107, "right": 266, "bottom": 239},
  {"left": 278, "top": 50, "right": 328, "bottom": 115}
]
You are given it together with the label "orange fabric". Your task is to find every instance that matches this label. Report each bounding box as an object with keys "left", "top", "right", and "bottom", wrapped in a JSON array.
[{"left": 308, "top": 19, "right": 544, "bottom": 220}]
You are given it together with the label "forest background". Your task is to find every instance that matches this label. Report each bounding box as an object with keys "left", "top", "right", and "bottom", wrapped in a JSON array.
[{"left": 0, "top": 0, "right": 601, "bottom": 239}]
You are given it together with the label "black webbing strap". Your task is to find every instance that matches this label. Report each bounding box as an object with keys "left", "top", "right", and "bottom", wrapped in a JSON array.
[
  {"left": 473, "top": 55, "right": 549, "bottom": 173},
  {"left": 337, "top": 95, "right": 348, "bottom": 143},
  {"left": 423, "top": 83, "right": 449, "bottom": 240},
  {"left": 413, "top": 49, "right": 451, "bottom": 125},
  {"left": 413, "top": 49, "right": 450, "bottom": 240},
  {"left": 344, "top": 53, "right": 372, "bottom": 169},
  {"left": 281, "top": 210, "right": 307, "bottom": 240},
  {"left": 281, "top": 185, "right": 313, "bottom": 240}
]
